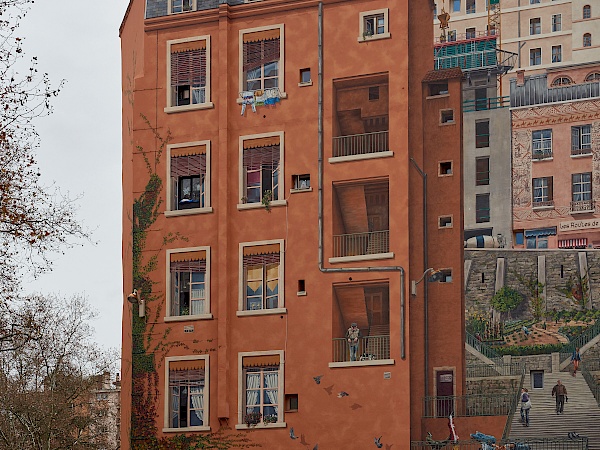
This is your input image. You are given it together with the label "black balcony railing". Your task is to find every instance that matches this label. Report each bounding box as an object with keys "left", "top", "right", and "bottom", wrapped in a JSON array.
[
  {"left": 332, "top": 230, "right": 389, "bottom": 258},
  {"left": 423, "top": 393, "right": 514, "bottom": 418},
  {"left": 332, "top": 131, "right": 389, "bottom": 158}
]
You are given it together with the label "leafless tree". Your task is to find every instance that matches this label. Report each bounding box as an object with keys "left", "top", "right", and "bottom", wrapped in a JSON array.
[
  {"left": 0, "top": 294, "right": 118, "bottom": 449},
  {"left": 0, "top": 0, "right": 88, "bottom": 293}
]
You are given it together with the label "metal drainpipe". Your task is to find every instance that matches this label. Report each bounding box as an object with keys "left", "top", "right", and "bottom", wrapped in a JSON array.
[
  {"left": 410, "top": 158, "right": 429, "bottom": 398},
  {"left": 317, "top": 2, "right": 407, "bottom": 360}
]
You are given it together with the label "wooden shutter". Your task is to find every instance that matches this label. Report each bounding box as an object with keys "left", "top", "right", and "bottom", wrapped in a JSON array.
[
  {"left": 242, "top": 29, "right": 280, "bottom": 72},
  {"left": 171, "top": 43, "right": 207, "bottom": 86}
]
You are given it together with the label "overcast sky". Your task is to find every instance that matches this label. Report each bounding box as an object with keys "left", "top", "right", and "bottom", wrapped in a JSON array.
[{"left": 18, "top": 1, "right": 130, "bottom": 352}]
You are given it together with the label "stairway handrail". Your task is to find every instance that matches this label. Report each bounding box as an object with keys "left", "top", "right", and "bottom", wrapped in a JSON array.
[
  {"left": 560, "top": 318, "right": 600, "bottom": 364},
  {"left": 581, "top": 359, "right": 600, "bottom": 406},
  {"left": 501, "top": 362, "right": 526, "bottom": 441},
  {"left": 466, "top": 330, "right": 501, "bottom": 361}
]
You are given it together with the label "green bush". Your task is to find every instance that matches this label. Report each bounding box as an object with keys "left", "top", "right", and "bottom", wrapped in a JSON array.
[{"left": 493, "top": 343, "right": 564, "bottom": 356}]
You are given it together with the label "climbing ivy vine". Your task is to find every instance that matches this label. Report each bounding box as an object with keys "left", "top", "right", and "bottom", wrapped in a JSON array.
[{"left": 128, "top": 115, "right": 253, "bottom": 449}]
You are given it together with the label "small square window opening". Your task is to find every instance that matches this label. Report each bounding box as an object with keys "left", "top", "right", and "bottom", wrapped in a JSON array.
[
  {"left": 440, "top": 109, "right": 454, "bottom": 124},
  {"left": 429, "top": 82, "right": 448, "bottom": 96},
  {"left": 369, "top": 86, "right": 380, "bottom": 101},
  {"left": 439, "top": 216, "right": 453, "bottom": 228},
  {"left": 293, "top": 174, "right": 310, "bottom": 190},
  {"left": 297, "top": 280, "right": 306, "bottom": 293},
  {"left": 285, "top": 394, "right": 298, "bottom": 412},
  {"left": 300, "top": 68, "right": 311, "bottom": 84},
  {"left": 439, "top": 161, "right": 453, "bottom": 176}
]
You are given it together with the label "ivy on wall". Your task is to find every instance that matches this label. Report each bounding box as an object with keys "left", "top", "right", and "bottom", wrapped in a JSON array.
[{"left": 128, "top": 115, "right": 253, "bottom": 449}]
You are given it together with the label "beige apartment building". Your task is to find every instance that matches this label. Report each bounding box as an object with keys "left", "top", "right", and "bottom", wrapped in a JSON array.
[{"left": 434, "top": 0, "right": 600, "bottom": 91}]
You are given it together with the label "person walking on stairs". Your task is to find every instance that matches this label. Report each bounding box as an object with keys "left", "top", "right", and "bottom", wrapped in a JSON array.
[
  {"left": 571, "top": 347, "right": 581, "bottom": 376},
  {"left": 520, "top": 388, "right": 532, "bottom": 426},
  {"left": 552, "top": 379, "right": 568, "bottom": 414}
]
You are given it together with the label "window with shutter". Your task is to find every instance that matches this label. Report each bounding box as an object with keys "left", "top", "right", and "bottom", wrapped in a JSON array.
[
  {"left": 239, "top": 133, "right": 284, "bottom": 208},
  {"left": 571, "top": 125, "right": 592, "bottom": 155},
  {"left": 242, "top": 28, "right": 281, "bottom": 92},
  {"left": 169, "top": 144, "right": 208, "bottom": 211},
  {"left": 165, "top": 356, "right": 209, "bottom": 431},
  {"left": 238, "top": 241, "right": 285, "bottom": 314},
  {"left": 166, "top": 37, "right": 212, "bottom": 111},
  {"left": 166, "top": 248, "right": 212, "bottom": 320}
]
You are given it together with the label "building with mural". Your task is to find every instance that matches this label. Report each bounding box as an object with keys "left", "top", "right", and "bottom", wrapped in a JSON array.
[{"left": 120, "top": 0, "right": 471, "bottom": 449}]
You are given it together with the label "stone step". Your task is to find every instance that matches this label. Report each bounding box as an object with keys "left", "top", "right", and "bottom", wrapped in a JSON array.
[{"left": 509, "top": 372, "right": 600, "bottom": 449}]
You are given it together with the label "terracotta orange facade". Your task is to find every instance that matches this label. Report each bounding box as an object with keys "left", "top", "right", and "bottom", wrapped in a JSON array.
[{"left": 120, "top": 0, "right": 466, "bottom": 448}]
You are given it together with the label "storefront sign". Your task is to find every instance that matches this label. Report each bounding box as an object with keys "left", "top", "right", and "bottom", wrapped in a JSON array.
[{"left": 559, "top": 219, "right": 600, "bottom": 232}]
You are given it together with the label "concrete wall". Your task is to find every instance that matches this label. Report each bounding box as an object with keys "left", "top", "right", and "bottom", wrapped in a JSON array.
[
  {"left": 463, "top": 85, "right": 512, "bottom": 245},
  {"left": 465, "top": 249, "right": 600, "bottom": 318}
]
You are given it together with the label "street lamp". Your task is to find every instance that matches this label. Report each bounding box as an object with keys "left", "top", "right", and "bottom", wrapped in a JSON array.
[
  {"left": 127, "top": 289, "right": 145, "bottom": 318},
  {"left": 411, "top": 268, "right": 442, "bottom": 296}
]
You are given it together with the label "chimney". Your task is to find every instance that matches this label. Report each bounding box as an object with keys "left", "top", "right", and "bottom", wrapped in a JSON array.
[
  {"left": 516, "top": 70, "right": 525, "bottom": 86},
  {"left": 103, "top": 371, "right": 111, "bottom": 389},
  {"left": 114, "top": 373, "right": 121, "bottom": 388}
]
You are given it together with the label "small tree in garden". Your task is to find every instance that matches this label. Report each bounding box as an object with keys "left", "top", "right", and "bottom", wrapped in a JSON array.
[
  {"left": 514, "top": 271, "right": 545, "bottom": 321},
  {"left": 491, "top": 286, "right": 523, "bottom": 320}
]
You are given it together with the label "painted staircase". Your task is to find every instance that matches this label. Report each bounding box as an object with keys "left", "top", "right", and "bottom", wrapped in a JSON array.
[{"left": 508, "top": 372, "right": 600, "bottom": 449}]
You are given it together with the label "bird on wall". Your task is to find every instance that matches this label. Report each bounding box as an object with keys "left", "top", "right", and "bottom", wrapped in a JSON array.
[
  {"left": 290, "top": 428, "right": 298, "bottom": 440},
  {"left": 337, "top": 391, "right": 349, "bottom": 398},
  {"left": 374, "top": 436, "right": 383, "bottom": 448},
  {"left": 313, "top": 375, "right": 323, "bottom": 385},
  {"left": 323, "top": 385, "right": 334, "bottom": 395}
]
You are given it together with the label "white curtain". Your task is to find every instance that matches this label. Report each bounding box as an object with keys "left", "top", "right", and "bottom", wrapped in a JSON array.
[
  {"left": 170, "top": 387, "right": 180, "bottom": 427},
  {"left": 246, "top": 373, "right": 260, "bottom": 412},
  {"left": 264, "top": 372, "right": 278, "bottom": 415},
  {"left": 190, "top": 386, "right": 204, "bottom": 424},
  {"left": 190, "top": 298, "right": 205, "bottom": 315}
]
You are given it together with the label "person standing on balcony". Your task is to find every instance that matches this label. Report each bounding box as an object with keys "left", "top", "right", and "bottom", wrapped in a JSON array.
[
  {"left": 552, "top": 379, "right": 568, "bottom": 414},
  {"left": 346, "top": 323, "right": 360, "bottom": 362},
  {"left": 520, "top": 388, "right": 532, "bottom": 426},
  {"left": 571, "top": 347, "right": 582, "bottom": 376}
]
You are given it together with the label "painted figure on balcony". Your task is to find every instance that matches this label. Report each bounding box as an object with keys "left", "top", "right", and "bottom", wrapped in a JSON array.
[{"left": 346, "top": 323, "right": 360, "bottom": 361}]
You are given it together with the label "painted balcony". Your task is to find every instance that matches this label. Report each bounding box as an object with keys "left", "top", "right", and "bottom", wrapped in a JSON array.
[
  {"left": 332, "top": 131, "right": 389, "bottom": 158},
  {"left": 332, "top": 230, "right": 389, "bottom": 258},
  {"left": 570, "top": 200, "right": 595, "bottom": 214},
  {"left": 331, "top": 334, "right": 390, "bottom": 363}
]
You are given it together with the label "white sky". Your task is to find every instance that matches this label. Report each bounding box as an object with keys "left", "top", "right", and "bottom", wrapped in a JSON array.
[{"left": 18, "top": 1, "right": 130, "bottom": 352}]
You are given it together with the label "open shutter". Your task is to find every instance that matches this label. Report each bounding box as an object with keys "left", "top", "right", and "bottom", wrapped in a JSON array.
[
  {"left": 548, "top": 177, "right": 553, "bottom": 201},
  {"left": 572, "top": 127, "right": 580, "bottom": 151}
]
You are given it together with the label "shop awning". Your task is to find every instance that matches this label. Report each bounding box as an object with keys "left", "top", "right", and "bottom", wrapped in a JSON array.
[
  {"left": 525, "top": 227, "right": 556, "bottom": 237},
  {"left": 558, "top": 238, "right": 587, "bottom": 248}
]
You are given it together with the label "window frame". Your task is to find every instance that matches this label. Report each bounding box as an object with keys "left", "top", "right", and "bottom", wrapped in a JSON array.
[
  {"left": 475, "top": 156, "right": 490, "bottom": 186},
  {"left": 168, "top": 0, "right": 196, "bottom": 14},
  {"left": 476, "top": 193, "right": 490, "bottom": 223},
  {"left": 166, "top": 140, "right": 212, "bottom": 217},
  {"left": 238, "top": 239, "right": 285, "bottom": 316},
  {"left": 238, "top": 132, "right": 285, "bottom": 210},
  {"left": 165, "top": 246, "right": 212, "bottom": 322},
  {"left": 475, "top": 120, "right": 490, "bottom": 148},
  {"left": 583, "top": 5, "right": 591, "bottom": 20},
  {"left": 239, "top": 24, "right": 286, "bottom": 99},
  {"left": 466, "top": 27, "right": 476, "bottom": 39},
  {"left": 532, "top": 129, "right": 552, "bottom": 159},
  {"left": 236, "top": 350, "right": 286, "bottom": 429},
  {"left": 532, "top": 176, "right": 553, "bottom": 207},
  {"left": 163, "top": 355, "right": 210, "bottom": 433},
  {"left": 358, "top": 8, "right": 390, "bottom": 42},
  {"left": 585, "top": 72, "right": 600, "bottom": 82},
  {"left": 452, "top": 0, "right": 460, "bottom": 13},
  {"left": 529, "top": 18, "right": 541, "bottom": 35},
  {"left": 466, "top": 0, "right": 475, "bottom": 14},
  {"left": 551, "top": 46, "right": 562, "bottom": 63},
  {"left": 165, "top": 36, "right": 213, "bottom": 113},
  {"left": 530, "top": 48, "right": 542, "bottom": 66},
  {"left": 552, "top": 14, "right": 562, "bottom": 32},
  {"left": 571, "top": 125, "right": 592, "bottom": 155},
  {"left": 572, "top": 172, "right": 592, "bottom": 202},
  {"left": 583, "top": 33, "right": 592, "bottom": 47}
]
